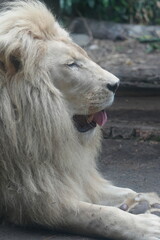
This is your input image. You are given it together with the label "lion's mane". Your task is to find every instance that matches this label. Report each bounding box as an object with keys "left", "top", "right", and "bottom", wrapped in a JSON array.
[{"left": 0, "top": 0, "right": 104, "bottom": 226}]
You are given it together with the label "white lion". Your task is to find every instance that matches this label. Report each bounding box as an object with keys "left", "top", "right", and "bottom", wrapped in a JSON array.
[{"left": 0, "top": 1, "right": 160, "bottom": 239}]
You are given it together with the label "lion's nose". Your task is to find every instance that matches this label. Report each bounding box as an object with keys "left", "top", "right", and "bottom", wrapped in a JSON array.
[{"left": 107, "top": 83, "right": 119, "bottom": 93}]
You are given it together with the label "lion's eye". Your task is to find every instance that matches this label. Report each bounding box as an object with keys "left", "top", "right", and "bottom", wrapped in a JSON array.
[{"left": 67, "top": 62, "right": 79, "bottom": 68}]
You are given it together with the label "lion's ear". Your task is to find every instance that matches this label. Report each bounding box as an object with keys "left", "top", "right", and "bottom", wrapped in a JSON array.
[{"left": 0, "top": 50, "right": 21, "bottom": 76}]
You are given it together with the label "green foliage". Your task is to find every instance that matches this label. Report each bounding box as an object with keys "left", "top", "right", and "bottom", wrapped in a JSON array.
[
  {"left": 59, "top": 0, "right": 160, "bottom": 24},
  {"left": 146, "top": 43, "right": 160, "bottom": 53},
  {"left": 137, "top": 36, "right": 160, "bottom": 52}
]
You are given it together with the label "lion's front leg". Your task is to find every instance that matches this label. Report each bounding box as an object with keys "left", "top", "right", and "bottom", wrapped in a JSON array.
[
  {"left": 98, "top": 183, "right": 137, "bottom": 206},
  {"left": 62, "top": 201, "right": 160, "bottom": 240}
]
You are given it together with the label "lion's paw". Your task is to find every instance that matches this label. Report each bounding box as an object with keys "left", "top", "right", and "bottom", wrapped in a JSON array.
[{"left": 119, "top": 192, "right": 160, "bottom": 216}]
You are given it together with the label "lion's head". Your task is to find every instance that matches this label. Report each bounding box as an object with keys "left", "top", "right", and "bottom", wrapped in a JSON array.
[
  {"left": 0, "top": 0, "right": 119, "bottom": 137},
  {"left": 46, "top": 39, "right": 119, "bottom": 133}
]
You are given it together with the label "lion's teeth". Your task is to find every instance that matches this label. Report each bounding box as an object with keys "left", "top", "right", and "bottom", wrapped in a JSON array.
[{"left": 87, "top": 115, "right": 94, "bottom": 123}]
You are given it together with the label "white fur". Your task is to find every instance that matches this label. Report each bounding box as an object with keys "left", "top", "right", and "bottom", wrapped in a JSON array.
[{"left": 0, "top": 1, "right": 160, "bottom": 239}]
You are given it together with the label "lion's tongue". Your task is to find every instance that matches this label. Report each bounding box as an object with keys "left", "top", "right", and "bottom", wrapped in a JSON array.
[{"left": 93, "top": 111, "right": 107, "bottom": 126}]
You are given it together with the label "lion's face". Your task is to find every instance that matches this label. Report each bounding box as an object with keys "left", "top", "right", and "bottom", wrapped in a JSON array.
[
  {"left": 46, "top": 40, "right": 119, "bottom": 132},
  {"left": 0, "top": 0, "right": 119, "bottom": 134}
]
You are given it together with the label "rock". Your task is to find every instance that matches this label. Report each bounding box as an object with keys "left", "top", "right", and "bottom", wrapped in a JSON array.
[
  {"left": 111, "top": 126, "right": 135, "bottom": 139},
  {"left": 102, "top": 96, "right": 160, "bottom": 141},
  {"left": 70, "top": 18, "right": 160, "bottom": 40},
  {"left": 71, "top": 33, "right": 91, "bottom": 47}
]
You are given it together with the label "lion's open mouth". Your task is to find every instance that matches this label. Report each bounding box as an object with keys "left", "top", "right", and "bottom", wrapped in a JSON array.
[{"left": 73, "top": 110, "right": 107, "bottom": 133}]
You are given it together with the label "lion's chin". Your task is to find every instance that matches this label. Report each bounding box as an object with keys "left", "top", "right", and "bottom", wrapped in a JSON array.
[{"left": 73, "top": 110, "right": 107, "bottom": 133}]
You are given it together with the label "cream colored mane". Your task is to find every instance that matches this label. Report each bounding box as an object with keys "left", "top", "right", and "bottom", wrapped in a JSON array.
[{"left": 0, "top": 0, "right": 102, "bottom": 224}]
